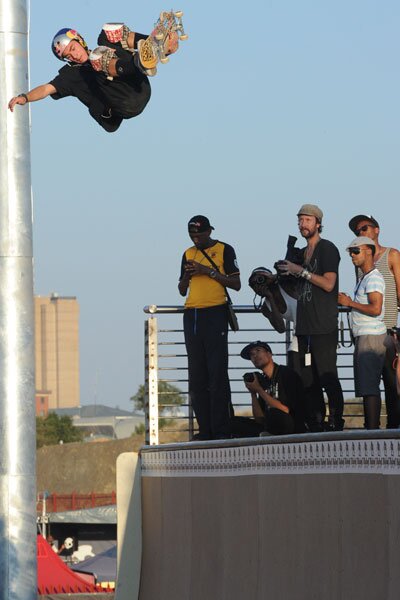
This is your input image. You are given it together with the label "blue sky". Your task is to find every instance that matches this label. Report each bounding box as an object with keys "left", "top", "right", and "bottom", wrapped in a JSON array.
[{"left": 29, "top": 1, "right": 400, "bottom": 410}]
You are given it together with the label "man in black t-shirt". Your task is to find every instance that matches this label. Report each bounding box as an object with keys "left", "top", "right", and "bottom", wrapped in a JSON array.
[
  {"left": 8, "top": 24, "right": 163, "bottom": 132},
  {"left": 277, "top": 204, "right": 345, "bottom": 432},
  {"left": 241, "top": 341, "right": 306, "bottom": 435}
]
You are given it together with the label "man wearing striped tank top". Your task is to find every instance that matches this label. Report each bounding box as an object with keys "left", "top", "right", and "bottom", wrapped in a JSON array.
[
  {"left": 349, "top": 214, "right": 400, "bottom": 428},
  {"left": 338, "top": 237, "right": 386, "bottom": 429}
]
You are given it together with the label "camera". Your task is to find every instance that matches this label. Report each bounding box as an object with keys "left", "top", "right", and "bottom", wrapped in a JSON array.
[
  {"left": 243, "top": 372, "right": 255, "bottom": 383},
  {"left": 285, "top": 235, "right": 304, "bottom": 265},
  {"left": 254, "top": 274, "right": 268, "bottom": 285},
  {"left": 248, "top": 268, "right": 275, "bottom": 297},
  {"left": 243, "top": 372, "right": 263, "bottom": 384},
  {"left": 248, "top": 267, "right": 272, "bottom": 286},
  {"left": 274, "top": 260, "right": 287, "bottom": 272},
  {"left": 274, "top": 235, "right": 304, "bottom": 272}
]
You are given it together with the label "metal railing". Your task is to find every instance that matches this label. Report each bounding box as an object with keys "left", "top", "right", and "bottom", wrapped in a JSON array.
[
  {"left": 142, "top": 304, "right": 374, "bottom": 445},
  {"left": 36, "top": 492, "right": 116, "bottom": 514}
]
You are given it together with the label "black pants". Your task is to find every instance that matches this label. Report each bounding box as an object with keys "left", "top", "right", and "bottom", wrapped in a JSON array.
[
  {"left": 184, "top": 305, "right": 231, "bottom": 438},
  {"left": 230, "top": 411, "right": 295, "bottom": 437},
  {"left": 265, "top": 408, "right": 295, "bottom": 435},
  {"left": 91, "top": 29, "right": 152, "bottom": 132},
  {"left": 383, "top": 338, "right": 400, "bottom": 428},
  {"left": 298, "top": 329, "right": 344, "bottom": 430}
]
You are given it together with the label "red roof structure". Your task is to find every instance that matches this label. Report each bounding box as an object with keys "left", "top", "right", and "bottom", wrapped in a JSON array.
[{"left": 37, "top": 535, "right": 112, "bottom": 594}]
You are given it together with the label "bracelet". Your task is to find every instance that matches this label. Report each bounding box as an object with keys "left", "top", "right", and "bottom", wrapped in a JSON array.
[
  {"left": 18, "top": 93, "right": 29, "bottom": 103},
  {"left": 301, "top": 269, "right": 312, "bottom": 281}
]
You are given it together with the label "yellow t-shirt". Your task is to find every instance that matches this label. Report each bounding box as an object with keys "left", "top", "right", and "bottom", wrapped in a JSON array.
[{"left": 181, "top": 241, "right": 239, "bottom": 309}]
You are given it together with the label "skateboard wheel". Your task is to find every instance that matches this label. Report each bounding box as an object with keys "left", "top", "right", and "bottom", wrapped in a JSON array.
[
  {"left": 180, "top": 34, "right": 188, "bottom": 40},
  {"left": 160, "top": 56, "right": 169, "bottom": 64},
  {"left": 174, "top": 10, "right": 183, "bottom": 18}
]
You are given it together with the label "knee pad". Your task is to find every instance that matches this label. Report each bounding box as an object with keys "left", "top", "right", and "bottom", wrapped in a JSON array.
[
  {"left": 89, "top": 46, "right": 116, "bottom": 77},
  {"left": 102, "top": 23, "right": 132, "bottom": 51}
]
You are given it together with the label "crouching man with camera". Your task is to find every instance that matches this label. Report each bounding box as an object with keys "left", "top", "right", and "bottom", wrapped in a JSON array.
[{"left": 241, "top": 341, "right": 306, "bottom": 435}]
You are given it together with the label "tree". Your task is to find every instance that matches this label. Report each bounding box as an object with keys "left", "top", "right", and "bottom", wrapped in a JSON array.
[
  {"left": 131, "top": 381, "right": 185, "bottom": 416},
  {"left": 36, "top": 413, "right": 84, "bottom": 449}
]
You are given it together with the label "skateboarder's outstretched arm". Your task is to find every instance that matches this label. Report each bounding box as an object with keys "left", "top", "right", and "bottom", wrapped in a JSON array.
[{"left": 8, "top": 83, "right": 57, "bottom": 112}]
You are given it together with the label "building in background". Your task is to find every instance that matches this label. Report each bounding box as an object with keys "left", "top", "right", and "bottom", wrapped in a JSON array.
[
  {"left": 36, "top": 392, "right": 50, "bottom": 417},
  {"left": 35, "top": 293, "right": 80, "bottom": 411}
]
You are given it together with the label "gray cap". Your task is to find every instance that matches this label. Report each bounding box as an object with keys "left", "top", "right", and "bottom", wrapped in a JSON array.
[
  {"left": 297, "top": 204, "right": 323, "bottom": 221},
  {"left": 346, "top": 236, "right": 376, "bottom": 251}
]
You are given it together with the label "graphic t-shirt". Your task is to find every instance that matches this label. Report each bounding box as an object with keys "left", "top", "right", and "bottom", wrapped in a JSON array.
[
  {"left": 180, "top": 241, "right": 239, "bottom": 309},
  {"left": 296, "top": 238, "right": 340, "bottom": 335}
]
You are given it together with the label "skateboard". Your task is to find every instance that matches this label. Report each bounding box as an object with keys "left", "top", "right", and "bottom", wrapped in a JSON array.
[{"left": 138, "top": 10, "right": 188, "bottom": 71}]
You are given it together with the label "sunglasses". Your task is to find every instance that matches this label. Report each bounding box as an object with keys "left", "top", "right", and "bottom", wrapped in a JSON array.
[
  {"left": 355, "top": 224, "right": 372, "bottom": 236},
  {"left": 348, "top": 247, "right": 361, "bottom": 255}
]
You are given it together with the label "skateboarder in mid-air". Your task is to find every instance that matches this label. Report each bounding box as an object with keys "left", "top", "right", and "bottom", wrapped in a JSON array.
[{"left": 8, "top": 14, "right": 186, "bottom": 133}]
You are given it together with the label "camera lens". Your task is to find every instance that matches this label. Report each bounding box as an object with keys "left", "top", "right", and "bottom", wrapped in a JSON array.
[
  {"left": 255, "top": 275, "right": 266, "bottom": 285},
  {"left": 243, "top": 373, "right": 255, "bottom": 383}
]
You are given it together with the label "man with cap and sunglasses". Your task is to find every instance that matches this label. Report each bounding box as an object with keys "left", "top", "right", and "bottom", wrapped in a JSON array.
[
  {"left": 338, "top": 237, "right": 386, "bottom": 429},
  {"left": 348, "top": 214, "right": 400, "bottom": 428},
  {"left": 241, "top": 341, "right": 306, "bottom": 435},
  {"left": 277, "top": 204, "right": 345, "bottom": 432},
  {"left": 178, "top": 216, "right": 241, "bottom": 440}
]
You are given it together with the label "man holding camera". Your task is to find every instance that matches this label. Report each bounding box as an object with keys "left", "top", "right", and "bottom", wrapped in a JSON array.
[
  {"left": 248, "top": 266, "right": 301, "bottom": 376},
  {"left": 338, "top": 237, "right": 386, "bottom": 429},
  {"left": 241, "top": 341, "right": 306, "bottom": 435},
  {"left": 178, "top": 215, "right": 241, "bottom": 440},
  {"left": 277, "top": 204, "right": 344, "bottom": 432},
  {"left": 348, "top": 214, "right": 400, "bottom": 428}
]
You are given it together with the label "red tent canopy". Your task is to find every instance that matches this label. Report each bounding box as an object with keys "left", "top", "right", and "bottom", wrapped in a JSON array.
[{"left": 37, "top": 535, "right": 109, "bottom": 594}]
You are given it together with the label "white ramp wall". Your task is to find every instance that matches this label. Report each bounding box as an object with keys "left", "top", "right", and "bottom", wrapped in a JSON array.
[{"left": 118, "top": 433, "right": 400, "bottom": 600}]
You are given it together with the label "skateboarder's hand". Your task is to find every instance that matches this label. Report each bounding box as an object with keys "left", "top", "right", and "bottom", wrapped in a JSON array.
[{"left": 8, "top": 95, "right": 27, "bottom": 112}]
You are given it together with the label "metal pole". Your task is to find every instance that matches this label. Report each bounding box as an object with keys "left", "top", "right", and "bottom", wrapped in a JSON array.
[
  {"left": 41, "top": 495, "right": 47, "bottom": 540},
  {"left": 0, "top": 1, "right": 36, "bottom": 599},
  {"left": 144, "top": 317, "right": 159, "bottom": 445}
]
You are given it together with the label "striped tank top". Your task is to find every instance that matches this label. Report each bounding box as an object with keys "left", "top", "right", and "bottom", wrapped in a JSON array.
[{"left": 375, "top": 248, "right": 398, "bottom": 328}]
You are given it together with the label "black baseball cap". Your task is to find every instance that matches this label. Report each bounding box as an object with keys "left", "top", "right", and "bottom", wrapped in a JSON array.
[
  {"left": 240, "top": 341, "right": 272, "bottom": 360},
  {"left": 348, "top": 214, "right": 379, "bottom": 233},
  {"left": 188, "top": 215, "right": 214, "bottom": 233}
]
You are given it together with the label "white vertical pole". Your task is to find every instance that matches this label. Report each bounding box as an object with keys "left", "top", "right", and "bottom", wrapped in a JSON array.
[
  {"left": 145, "top": 317, "right": 159, "bottom": 445},
  {"left": 0, "top": 0, "right": 36, "bottom": 598}
]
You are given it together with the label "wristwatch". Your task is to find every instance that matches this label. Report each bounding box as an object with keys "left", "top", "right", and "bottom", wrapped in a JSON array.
[{"left": 209, "top": 270, "right": 217, "bottom": 279}]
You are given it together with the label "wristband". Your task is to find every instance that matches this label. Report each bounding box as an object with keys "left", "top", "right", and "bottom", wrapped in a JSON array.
[
  {"left": 18, "top": 93, "right": 29, "bottom": 103},
  {"left": 301, "top": 269, "right": 312, "bottom": 281}
]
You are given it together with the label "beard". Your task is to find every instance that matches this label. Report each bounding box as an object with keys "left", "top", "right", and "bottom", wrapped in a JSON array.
[{"left": 299, "top": 225, "right": 318, "bottom": 239}]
